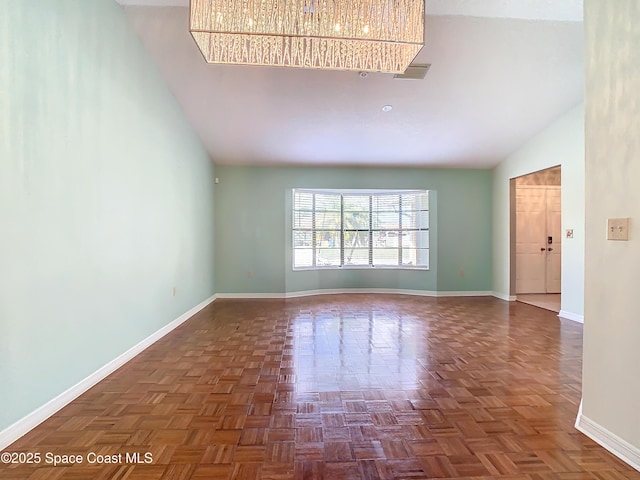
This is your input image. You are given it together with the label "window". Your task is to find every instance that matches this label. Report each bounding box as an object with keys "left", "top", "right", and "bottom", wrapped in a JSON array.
[{"left": 293, "top": 189, "right": 429, "bottom": 269}]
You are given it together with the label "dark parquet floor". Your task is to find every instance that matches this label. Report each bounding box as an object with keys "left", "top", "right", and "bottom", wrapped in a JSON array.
[{"left": 1, "top": 295, "right": 638, "bottom": 479}]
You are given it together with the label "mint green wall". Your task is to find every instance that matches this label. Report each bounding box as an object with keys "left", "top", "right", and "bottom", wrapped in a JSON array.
[
  {"left": 0, "top": 0, "right": 215, "bottom": 431},
  {"left": 214, "top": 166, "right": 492, "bottom": 294}
]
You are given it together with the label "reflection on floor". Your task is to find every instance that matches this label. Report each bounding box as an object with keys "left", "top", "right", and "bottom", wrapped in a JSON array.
[
  {"left": 516, "top": 293, "right": 561, "bottom": 313},
  {"left": 3, "top": 294, "right": 637, "bottom": 479}
]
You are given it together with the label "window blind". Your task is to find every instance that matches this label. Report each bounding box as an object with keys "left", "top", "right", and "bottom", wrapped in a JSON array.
[{"left": 293, "top": 189, "right": 429, "bottom": 269}]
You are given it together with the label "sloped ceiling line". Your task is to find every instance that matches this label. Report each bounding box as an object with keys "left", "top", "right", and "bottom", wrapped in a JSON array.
[{"left": 120, "top": 2, "right": 584, "bottom": 167}]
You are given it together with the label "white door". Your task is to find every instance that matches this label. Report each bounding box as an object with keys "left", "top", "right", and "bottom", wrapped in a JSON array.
[
  {"left": 515, "top": 187, "right": 547, "bottom": 293},
  {"left": 545, "top": 187, "right": 561, "bottom": 293},
  {"left": 515, "top": 186, "right": 562, "bottom": 294}
]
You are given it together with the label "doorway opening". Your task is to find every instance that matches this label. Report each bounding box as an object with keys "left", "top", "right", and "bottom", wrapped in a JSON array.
[{"left": 510, "top": 166, "right": 561, "bottom": 313}]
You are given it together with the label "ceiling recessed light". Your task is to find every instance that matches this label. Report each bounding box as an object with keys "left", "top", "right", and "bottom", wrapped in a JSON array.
[{"left": 382, "top": 105, "right": 393, "bottom": 112}]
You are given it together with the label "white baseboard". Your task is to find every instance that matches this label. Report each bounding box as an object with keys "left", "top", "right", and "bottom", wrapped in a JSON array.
[
  {"left": 575, "top": 400, "right": 640, "bottom": 471},
  {"left": 215, "top": 292, "right": 286, "bottom": 299},
  {"left": 432, "top": 290, "right": 493, "bottom": 297},
  {"left": 559, "top": 310, "right": 584, "bottom": 323},
  {"left": 492, "top": 291, "right": 517, "bottom": 301},
  {"left": 0, "top": 294, "right": 217, "bottom": 451},
  {"left": 216, "top": 289, "right": 493, "bottom": 299}
]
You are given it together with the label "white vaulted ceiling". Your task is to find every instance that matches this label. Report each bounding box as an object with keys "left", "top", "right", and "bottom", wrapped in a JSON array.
[{"left": 117, "top": 1, "right": 584, "bottom": 167}]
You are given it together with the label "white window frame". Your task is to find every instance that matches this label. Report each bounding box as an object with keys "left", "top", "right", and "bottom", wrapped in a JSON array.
[{"left": 292, "top": 189, "right": 430, "bottom": 270}]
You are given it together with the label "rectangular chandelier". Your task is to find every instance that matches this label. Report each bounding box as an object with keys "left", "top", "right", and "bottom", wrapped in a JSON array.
[{"left": 189, "top": 0, "right": 425, "bottom": 74}]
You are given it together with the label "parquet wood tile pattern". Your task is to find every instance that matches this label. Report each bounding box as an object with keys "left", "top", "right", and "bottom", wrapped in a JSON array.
[{"left": 2, "top": 295, "right": 639, "bottom": 479}]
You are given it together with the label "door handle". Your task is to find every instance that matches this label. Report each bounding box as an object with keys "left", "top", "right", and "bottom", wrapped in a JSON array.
[
  {"left": 540, "top": 247, "right": 546, "bottom": 252},
  {"left": 548, "top": 247, "right": 553, "bottom": 252}
]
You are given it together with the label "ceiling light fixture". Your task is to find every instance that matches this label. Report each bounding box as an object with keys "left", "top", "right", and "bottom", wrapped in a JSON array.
[
  {"left": 382, "top": 105, "right": 393, "bottom": 112},
  {"left": 190, "top": 0, "right": 425, "bottom": 74}
]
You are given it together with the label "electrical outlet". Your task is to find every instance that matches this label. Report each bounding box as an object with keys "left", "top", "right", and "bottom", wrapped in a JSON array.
[
  {"left": 607, "top": 218, "right": 629, "bottom": 241},
  {"left": 172, "top": 287, "right": 177, "bottom": 297},
  {"left": 566, "top": 229, "right": 574, "bottom": 239}
]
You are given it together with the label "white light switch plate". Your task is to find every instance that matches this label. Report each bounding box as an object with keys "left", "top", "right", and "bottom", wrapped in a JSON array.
[{"left": 607, "top": 218, "right": 630, "bottom": 241}]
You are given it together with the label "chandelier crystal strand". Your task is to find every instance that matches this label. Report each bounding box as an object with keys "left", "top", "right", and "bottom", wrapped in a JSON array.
[{"left": 190, "top": 0, "right": 424, "bottom": 73}]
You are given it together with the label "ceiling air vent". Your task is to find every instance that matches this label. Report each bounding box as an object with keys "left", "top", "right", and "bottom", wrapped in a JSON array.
[{"left": 393, "top": 64, "right": 431, "bottom": 80}]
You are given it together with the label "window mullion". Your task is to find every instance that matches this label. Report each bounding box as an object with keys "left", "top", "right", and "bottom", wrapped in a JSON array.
[
  {"left": 340, "top": 194, "right": 345, "bottom": 267},
  {"left": 398, "top": 194, "right": 403, "bottom": 266},
  {"left": 369, "top": 195, "right": 373, "bottom": 266},
  {"left": 312, "top": 194, "right": 317, "bottom": 267}
]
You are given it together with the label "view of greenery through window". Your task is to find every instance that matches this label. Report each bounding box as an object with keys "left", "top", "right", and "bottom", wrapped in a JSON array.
[{"left": 293, "top": 189, "right": 429, "bottom": 269}]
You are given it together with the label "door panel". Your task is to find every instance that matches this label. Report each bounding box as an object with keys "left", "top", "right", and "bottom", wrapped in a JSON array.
[
  {"left": 515, "top": 185, "right": 562, "bottom": 294},
  {"left": 546, "top": 187, "right": 562, "bottom": 293},
  {"left": 515, "top": 187, "right": 547, "bottom": 294}
]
